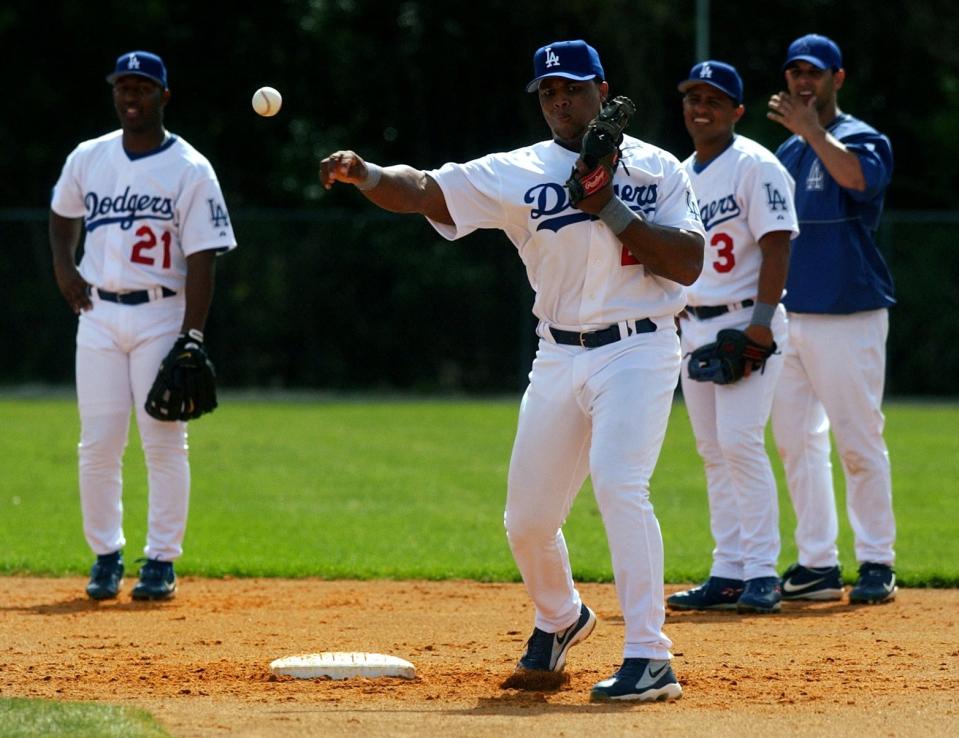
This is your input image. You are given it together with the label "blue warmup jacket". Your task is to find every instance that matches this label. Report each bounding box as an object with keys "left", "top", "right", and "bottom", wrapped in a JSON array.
[{"left": 776, "top": 113, "right": 895, "bottom": 314}]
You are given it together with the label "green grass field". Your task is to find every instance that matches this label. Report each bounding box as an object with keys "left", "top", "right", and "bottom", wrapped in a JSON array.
[
  {"left": 1, "top": 394, "right": 957, "bottom": 585},
  {"left": 0, "top": 698, "right": 170, "bottom": 738}
]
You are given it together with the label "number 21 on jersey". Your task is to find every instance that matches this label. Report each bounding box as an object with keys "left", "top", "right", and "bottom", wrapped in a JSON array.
[{"left": 131, "top": 225, "right": 172, "bottom": 269}]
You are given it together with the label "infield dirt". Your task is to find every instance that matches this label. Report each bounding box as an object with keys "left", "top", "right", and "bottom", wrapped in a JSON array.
[{"left": 2, "top": 578, "right": 957, "bottom": 737}]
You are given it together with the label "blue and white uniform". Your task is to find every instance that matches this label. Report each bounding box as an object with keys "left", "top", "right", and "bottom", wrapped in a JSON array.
[
  {"left": 680, "top": 134, "right": 798, "bottom": 582},
  {"left": 51, "top": 130, "right": 236, "bottom": 563},
  {"left": 770, "top": 113, "right": 896, "bottom": 568},
  {"left": 427, "top": 133, "right": 704, "bottom": 660}
]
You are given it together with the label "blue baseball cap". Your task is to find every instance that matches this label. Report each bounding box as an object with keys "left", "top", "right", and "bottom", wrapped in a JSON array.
[
  {"left": 106, "top": 51, "right": 168, "bottom": 89},
  {"left": 677, "top": 60, "right": 743, "bottom": 104},
  {"left": 783, "top": 34, "right": 842, "bottom": 71},
  {"left": 525, "top": 40, "right": 605, "bottom": 93}
]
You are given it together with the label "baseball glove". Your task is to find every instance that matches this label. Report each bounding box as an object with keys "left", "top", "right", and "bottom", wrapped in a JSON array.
[
  {"left": 687, "top": 329, "right": 777, "bottom": 385},
  {"left": 566, "top": 95, "right": 636, "bottom": 206},
  {"left": 145, "top": 331, "right": 218, "bottom": 421}
]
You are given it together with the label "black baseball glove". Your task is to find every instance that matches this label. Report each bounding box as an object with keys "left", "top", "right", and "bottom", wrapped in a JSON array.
[
  {"left": 566, "top": 95, "right": 636, "bottom": 206},
  {"left": 145, "top": 331, "right": 218, "bottom": 421},
  {"left": 687, "top": 329, "right": 777, "bottom": 385}
]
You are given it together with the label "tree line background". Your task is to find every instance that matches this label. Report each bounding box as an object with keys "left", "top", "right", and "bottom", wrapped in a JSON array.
[{"left": 1, "top": 0, "right": 957, "bottom": 394}]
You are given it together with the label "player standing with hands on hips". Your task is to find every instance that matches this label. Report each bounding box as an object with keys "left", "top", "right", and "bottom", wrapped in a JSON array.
[
  {"left": 668, "top": 61, "right": 798, "bottom": 614},
  {"left": 767, "top": 35, "right": 897, "bottom": 604},
  {"left": 320, "top": 39, "right": 704, "bottom": 701},
  {"left": 50, "top": 51, "right": 236, "bottom": 601}
]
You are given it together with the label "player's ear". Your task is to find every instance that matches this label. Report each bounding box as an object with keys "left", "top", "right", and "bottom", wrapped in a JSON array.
[
  {"left": 597, "top": 80, "right": 609, "bottom": 101},
  {"left": 832, "top": 68, "right": 846, "bottom": 91},
  {"left": 161, "top": 89, "right": 172, "bottom": 106},
  {"left": 732, "top": 104, "right": 745, "bottom": 124}
]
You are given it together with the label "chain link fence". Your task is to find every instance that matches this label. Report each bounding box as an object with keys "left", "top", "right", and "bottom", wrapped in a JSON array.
[{"left": 3, "top": 208, "right": 955, "bottom": 395}]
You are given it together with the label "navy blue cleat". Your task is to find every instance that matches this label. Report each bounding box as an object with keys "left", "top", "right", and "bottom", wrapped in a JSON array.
[
  {"left": 849, "top": 563, "right": 897, "bottom": 605},
  {"left": 590, "top": 658, "right": 683, "bottom": 702},
  {"left": 667, "top": 577, "right": 743, "bottom": 611},
  {"left": 780, "top": 563, "right": 843, "bottom": 601},
  {"left": 516, "top": 602, "right": 596, "bottom": 672},
  {"left": 86, "top": 551, "right": 124, "bottom": 600},
  {"left": 737, "top": 576, "right": 782, "bottom": 613},
  {"left": 131, "top": 559, "right": 177, "bottom": 601}
]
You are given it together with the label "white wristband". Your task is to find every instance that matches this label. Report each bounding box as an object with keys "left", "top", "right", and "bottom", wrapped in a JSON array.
[
  {"left": 749, "top": 301, "right": 777, "bottom": 328},
  {"left": 597, "top": 196, "right": 640, "bottom": 235},
  {"left": 356, "top": 163, "right": 383, "bottom": 191}
]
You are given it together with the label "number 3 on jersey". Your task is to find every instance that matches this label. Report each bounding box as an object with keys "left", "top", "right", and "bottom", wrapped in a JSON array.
[
  {"left": 710, "top": 232, "right": 735, "bottom": 273},
  {"left": 131, "top": 225, "right": 173, "bottom": 269}
]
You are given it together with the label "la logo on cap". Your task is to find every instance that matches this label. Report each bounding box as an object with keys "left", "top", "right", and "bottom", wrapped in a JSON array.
[
  {"left": 700, "top": 62, "right": 713, "bottom": 78},
  {"left": 545, "top": 48, "right": 560, "bottom": 68},
  {"left": 127, "top": 54, "right": 141, "bottom": 70}
]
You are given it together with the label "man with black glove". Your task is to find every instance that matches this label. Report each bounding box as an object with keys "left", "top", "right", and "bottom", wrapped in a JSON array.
[
  {"left": 669, "top": 61, "right": 798, "bottom": 615},
  {"left": 319, "top": 39, "right": 704, "bottom": 702},
  {"left": 49, "top": 51, "right": 236, "bottom": 602}
]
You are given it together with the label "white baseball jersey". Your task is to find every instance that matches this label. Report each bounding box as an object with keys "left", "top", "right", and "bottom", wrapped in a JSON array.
[
  {"left": 50, "top": 130, "right": 237, "bottom": 291},
  {"left": 682, "top": 135, "right": 798, "bottom": 306},
  {"left": 425, "top": 134, "right": 703, "bottom": 660},
  {"left": 427, "top": 133, "right": 705, "bottom": 330}
]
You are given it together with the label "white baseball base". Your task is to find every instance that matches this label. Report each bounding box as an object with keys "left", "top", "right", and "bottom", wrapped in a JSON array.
[{"left": 269, "top": 652, "right": 416, "bottom": 680}]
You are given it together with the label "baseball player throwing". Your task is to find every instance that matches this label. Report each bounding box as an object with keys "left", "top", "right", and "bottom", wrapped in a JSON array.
[
  {"left": 320, "top": 39, "right": 704, "bottom": 701},
  {"left": 668, "top": 61, "right": 798, "bottom": 614},
  {"left": 50, "top": 51, "right": 236, "bottom": 601},
  {"left": 767, "top": 35, "right": 897, "bottom": 605}
]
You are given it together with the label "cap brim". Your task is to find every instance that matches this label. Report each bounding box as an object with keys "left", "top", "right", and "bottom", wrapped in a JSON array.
[
  {"left": 106, "top": 70, "right": 166, "bottom": 87},
  {"left": 783, "top": 54, "right": 831, "bottom": 71},
  {"left": 525, "top": 72, "right": 599, "bottom": 93},
  {"left": 677, "top": 79, "right": 740, "bottom": 103}
]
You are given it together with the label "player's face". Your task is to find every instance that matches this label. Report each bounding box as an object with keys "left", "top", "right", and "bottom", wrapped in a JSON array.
[
  {"left": 682, "top": 84, "right": 743, "bottom": 144},
  {"left": 538, "top": 77, "right": 607, "bottom": 149},
  {"left": 112, "top": 75, "right": 169, "bottom": 134},
  {"left": 784, "top": 61, "right": 839, "bottom": 113}
]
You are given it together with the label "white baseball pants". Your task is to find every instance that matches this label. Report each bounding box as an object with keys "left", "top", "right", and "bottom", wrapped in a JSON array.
[
  {"left": 505, "top": 323, "right": 679, "bottom": 661},
  {"left": 75, "top": 293, "right": 190, "bottom": 562},
  {"left": 679, "top": 305, "right": 787, "bottom": 581},
  {"left": 771, "top": 309, "right": 895, "bottom": 567}
]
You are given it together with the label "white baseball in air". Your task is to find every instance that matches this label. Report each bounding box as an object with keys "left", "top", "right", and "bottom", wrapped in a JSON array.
[{"left": 252, "top": 86, "right": 282, "bottom": 117}]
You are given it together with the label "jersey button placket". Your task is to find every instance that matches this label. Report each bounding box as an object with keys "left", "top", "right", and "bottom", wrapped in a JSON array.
[{"left": 579, "top": 222, "right": 607, "bottom": 323}]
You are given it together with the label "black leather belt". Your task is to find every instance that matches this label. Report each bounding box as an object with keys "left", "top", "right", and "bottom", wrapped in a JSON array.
[
  {"left": 685, "top": 299, "right": 754, "bottom": 320},
  {"left": 95, "top": 287, "right": 176, "bottom": 305},
  {"left": 550, "top": 318, "right": 657, "bottom": 349}
]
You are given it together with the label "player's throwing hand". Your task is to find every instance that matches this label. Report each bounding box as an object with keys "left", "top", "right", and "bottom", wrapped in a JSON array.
[{"left": 320, "top": 150, "right": 373, "bottom": 189}]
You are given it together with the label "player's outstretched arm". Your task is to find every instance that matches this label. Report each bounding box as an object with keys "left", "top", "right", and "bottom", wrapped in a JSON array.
[
  {"left": 319, "top": 150, "right": 453, "bottom": 226},
  {"left": 49, "top": 211, "right": 92, "bottom": 314}
]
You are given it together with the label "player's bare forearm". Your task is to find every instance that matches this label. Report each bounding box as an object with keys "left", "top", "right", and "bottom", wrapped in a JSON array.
[
  {"left": 319, "top": 150, "right": 453, "bottom": 225},
  {"left": 755, "top": 230, "right": 791, "bottom": 306},
  {"left": 620, "top": 223, "right": 704, "bottom": 286},
  {"left": 181, "top": 250, "right": 217, "bottom": 334},
  {"left": 800, "top": 128, "right": 867, "bottom": 191},
  {"left": 745, "top": 230, "right": 791, "bottom": 346},
  {"left": 361, "top": 166, "right": 453, "bottom": 225},
  {"left": 49, "top": 211, "right": 91, "bottom": 313}
]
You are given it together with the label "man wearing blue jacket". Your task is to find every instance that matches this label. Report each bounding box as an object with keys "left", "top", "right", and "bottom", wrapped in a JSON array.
[{"left": 767, "top": 34, "right": 897, "bottom": 605}]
